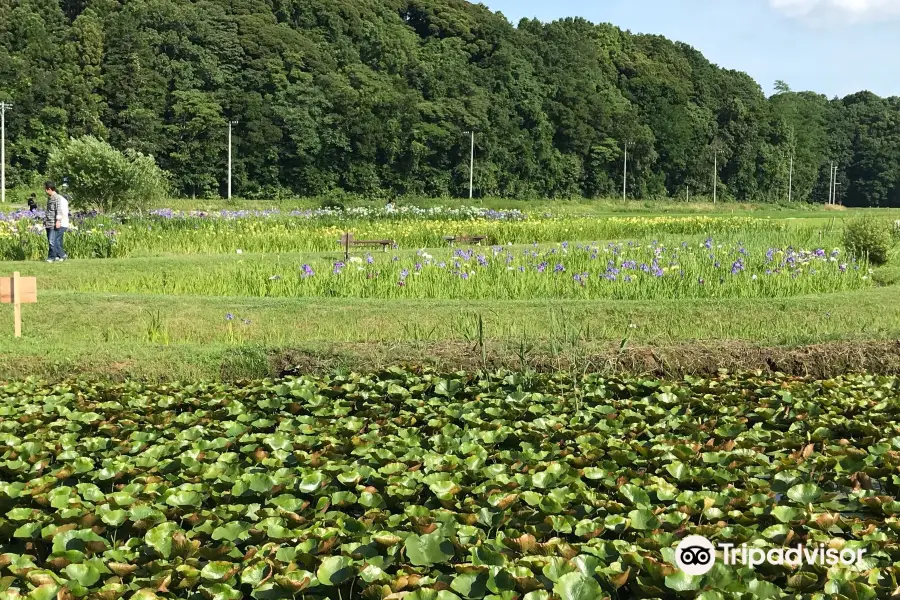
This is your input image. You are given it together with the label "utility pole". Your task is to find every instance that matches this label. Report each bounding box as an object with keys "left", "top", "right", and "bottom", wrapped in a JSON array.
[
  {"left": 0, "top": 102, "right": 11, "bottom": 204},
  {"left": 712, "top": 150, "right": 718, "bottom": 204},
  {"left": 788, "top": 153, "right": 793, "bottom": 203},
  {"left": 469, "top": 131, "right": 474, "bottom": 200},
  {"left": 462, "top": 130, "right": 474, "bottom": 199},
  {"left": 828, "top": 162, "right": 834, "bottom": 205},
  {"left": 834, "top": 165, "right": 839, "bottom": 205},
  {"left": 227, "top": 120, "right": 238, "bottom": 200},
  {"left": 622, "top": 142, "right": 628, "bottom": 201},
  {"left": 830, "top": 163, "right": 839, "bottom": 205}
]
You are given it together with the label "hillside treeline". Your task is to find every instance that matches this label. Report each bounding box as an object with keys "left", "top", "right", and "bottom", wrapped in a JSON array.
[{"left": 1, "top": 0, "right": 898, "bottom": 205}]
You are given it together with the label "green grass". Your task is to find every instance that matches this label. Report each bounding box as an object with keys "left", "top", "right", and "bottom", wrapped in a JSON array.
[
  {"left": 9, "top": 239, "right": 870, "bottom": 301},
  {"left": 3, "top": 212, "right": 809, "bottom": 260},
  {"left": 2, "top": 283, "right": 898, "bottom": 380},
  {"left": 1, "top": 204, "right": 898, "bottom": 381},
  {"left": 154, "top": 195, "right": 900, "bottom": 219},
  {"left": 9, "top": 190, "right": 900, "bottom": 219}
]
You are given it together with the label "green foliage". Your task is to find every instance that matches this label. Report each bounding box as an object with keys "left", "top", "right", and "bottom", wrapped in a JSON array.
[
  {"left": 39, "top": 233, "right": 869, "bottom": 301},
  {"left": 46, "top": 136, "right": 169, "bottom": 213},
  {"left": 0, "top": 369, "right": 896, "bottom": 598},
  {"left": 1, "top": 0, "right": 899, "bottom": 204},
  {"left": 843, "top": 216, "right": 895, "bottom": 265}
]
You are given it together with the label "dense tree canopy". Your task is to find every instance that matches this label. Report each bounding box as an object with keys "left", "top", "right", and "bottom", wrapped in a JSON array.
[{"left": 1, "top": 0, "right": 898, "bottom": 205}]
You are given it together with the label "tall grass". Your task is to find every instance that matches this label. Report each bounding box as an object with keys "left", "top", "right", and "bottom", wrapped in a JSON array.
[
  {"left": 0, "top": 212, "right": 792, "bottom": 259},
  {"left": 47, "top": 235, "right": 868, "bottom": 301}
]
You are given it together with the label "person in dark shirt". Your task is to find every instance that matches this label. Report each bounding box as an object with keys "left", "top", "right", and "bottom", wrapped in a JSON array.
[{"left": 27, "top": 193, "right": 37, "bottom": 212}]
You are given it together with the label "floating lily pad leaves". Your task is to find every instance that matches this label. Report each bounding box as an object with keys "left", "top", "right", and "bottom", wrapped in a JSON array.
[
  {"left": 63, "top": 564, "right": 101, "bottom": 587},
  {"left": 554, "top": 572, "right": 603, "bottom": 600},
  {"left": 405, "top": 533, "right": 455, "bottom": 566},
  {"left": 787, "top": 483, "right": 823, "bottom": 504},
  {"left": 0, "top": 370, "right": 898, "bottom": 599},
  {"left": 434, "top": 378, "right": 463, "bottom": 397},
  {"left": 317, "top": 556, "right": 353, "bottom": 586},
  {"left": 145, "top": 522, "right": 181, "bottom": 559}
]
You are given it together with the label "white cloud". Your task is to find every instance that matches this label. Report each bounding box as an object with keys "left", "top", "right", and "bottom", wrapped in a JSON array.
[{"left": 770, "top": 0, "right": 900, "bottom": 22}]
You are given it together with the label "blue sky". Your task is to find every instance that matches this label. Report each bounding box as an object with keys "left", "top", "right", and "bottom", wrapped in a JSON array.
[{"left": 481, "top": 0, "right": 900, "bottom": 99}]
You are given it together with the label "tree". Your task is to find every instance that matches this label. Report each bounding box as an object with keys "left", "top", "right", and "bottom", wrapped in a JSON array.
[
  {"left": 0, "top": 0, "right": 898, "bottom": 203},
  {"left": 47, "top": 136, "right": 169, "bottom": 213}
]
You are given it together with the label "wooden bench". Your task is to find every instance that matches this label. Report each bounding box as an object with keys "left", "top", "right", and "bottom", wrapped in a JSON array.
[
  {"left": 443, "top": 235, "right": 488, "bottom": 246},
  {"left": 339, "top": 233, "right": 395, "bottom": 259}
]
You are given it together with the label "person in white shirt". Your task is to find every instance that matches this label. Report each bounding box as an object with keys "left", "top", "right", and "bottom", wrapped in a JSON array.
[{"left": 43, "top": 181, "right": 70, "bottom": 262}]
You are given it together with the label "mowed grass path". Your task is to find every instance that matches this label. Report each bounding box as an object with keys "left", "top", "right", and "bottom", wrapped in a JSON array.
[{"left": 1, "top": 283, "right": 898, "bottom": 380}]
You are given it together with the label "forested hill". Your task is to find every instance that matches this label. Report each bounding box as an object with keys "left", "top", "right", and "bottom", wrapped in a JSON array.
[{"left": 1, "top": 0, "right": 898, "bottom": 205}]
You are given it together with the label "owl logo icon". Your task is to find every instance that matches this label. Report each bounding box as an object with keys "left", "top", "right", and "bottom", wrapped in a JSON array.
[{"left": 676, "top": 535, "right": 716, "bottom": 575}]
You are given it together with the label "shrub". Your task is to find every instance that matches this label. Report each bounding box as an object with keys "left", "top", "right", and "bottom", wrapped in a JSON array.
[
  {"left": 320, "top": 189, "right": 347, "bottom": 210},
  {"left": 47, "top": 136, "right": 170, "bottom": 213},
  {"left": 843, "top": 216, "right": 894, "bottom": 265}
]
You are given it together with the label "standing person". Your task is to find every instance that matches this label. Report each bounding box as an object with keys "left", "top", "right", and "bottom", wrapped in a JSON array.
[
  {"left": 43, "top": 181, "right": 69, "bottom": 262},
  {"left": 56, "top": 186, "right": 70, "bottom": 260},
  {"left": 27, "top": 193, "right": 37, "bottom": 212}
]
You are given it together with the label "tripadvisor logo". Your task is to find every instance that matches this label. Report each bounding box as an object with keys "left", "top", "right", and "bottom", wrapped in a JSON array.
[{"left": 675, "top": 535, "right": 866, "bottom": 575}]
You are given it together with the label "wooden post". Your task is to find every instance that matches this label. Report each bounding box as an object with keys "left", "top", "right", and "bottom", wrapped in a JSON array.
[
  {"left": 2, "top": 272, "right": 36, "bottom": 337},
  {"left": 12, "top": 271, "right": 21, "bottom": 338},
  {"left": 344, "top": 232, "right": 349, "bottom": 262}
]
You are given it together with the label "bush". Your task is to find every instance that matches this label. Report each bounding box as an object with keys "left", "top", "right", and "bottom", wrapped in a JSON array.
[
  {"left": 843, "top": 216, "right": 895, "bottom": 265},
  {"left": 47, "top": 136, "right": 170, "bottom": 213},
  {"left": 320, "top": 189, "right": 347, "bottom": 210}
]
